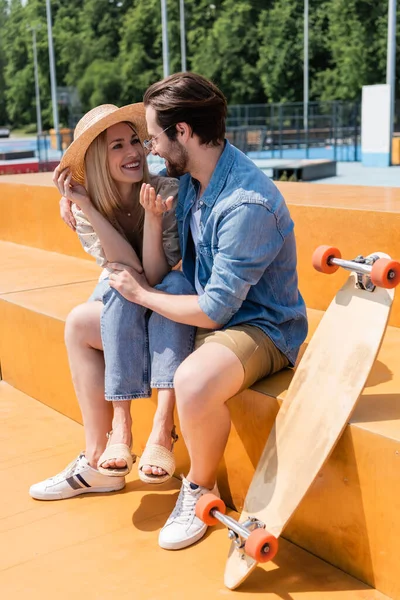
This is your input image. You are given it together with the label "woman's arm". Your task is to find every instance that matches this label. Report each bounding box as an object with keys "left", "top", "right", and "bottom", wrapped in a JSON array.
[
  {"left": 141, "top": 180, "right": 177, "bottom": 286},
  {"left": 54, "top": 167, "right": 142, "bottom": 273},
  {"left": 82, "top": 204, "right": 143, "bottom": 273}
]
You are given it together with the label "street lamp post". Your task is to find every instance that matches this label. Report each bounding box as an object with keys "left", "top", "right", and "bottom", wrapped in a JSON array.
[
  {"left": 28, "top": 25, "right": 42, "bottom": 135},
  {"left": 45, "top": 0, "right": 60, "bottom": 144},
  {"left": 304, "top": 0, "right": 309, "bottom": 137},
  {"left": 161, "top": 0, "right": 170, "bottom": 77},
  {"left": 180, "top": 0, "right": 187, "bottom": 72},
  {"left": 386, "top": 0, "right": 397, "bottom": 165}
]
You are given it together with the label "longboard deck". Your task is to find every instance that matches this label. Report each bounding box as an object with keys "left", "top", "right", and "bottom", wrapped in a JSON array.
[{"left": 224, "top": 271, "right": 394, "bottom": 589}]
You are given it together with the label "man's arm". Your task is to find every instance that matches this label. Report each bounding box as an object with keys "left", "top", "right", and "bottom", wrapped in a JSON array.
[
  {"left": 108, "top": 264, "right": 220, "bottom": 329},
  {"left": 136, "top": 288, "right": 220, "bottom": 329},
  {"left": 108, "top": 202, "right": 285, "bottom": 328},
  {"left": 197, "top": 202, "right": 285, "bottom": 324}
]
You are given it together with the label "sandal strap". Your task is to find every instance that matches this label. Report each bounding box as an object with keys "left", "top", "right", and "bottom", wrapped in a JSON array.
[
  {"left": 98, "top": 443, "right": 134, "bottom": 470},
  {"left": 139, "top": 444, "right": 176, "bottom": 477},
  {"left": 171, "top": 425, "right": 179, "bottom": 449}
]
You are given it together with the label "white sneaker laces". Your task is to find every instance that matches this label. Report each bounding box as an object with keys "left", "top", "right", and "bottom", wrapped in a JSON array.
[
  {"left": 170, "top": 478, "right": 202, "bottom": 524},
  {"left": 50, "top": 453, "right": 84, "bottom": 484}
]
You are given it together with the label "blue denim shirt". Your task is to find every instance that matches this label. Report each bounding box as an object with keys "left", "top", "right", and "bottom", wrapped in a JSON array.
[{"left": 173, "top": 141, "right": 307, "bottom": 366}]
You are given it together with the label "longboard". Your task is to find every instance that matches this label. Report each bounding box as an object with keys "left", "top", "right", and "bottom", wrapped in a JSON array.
[{"left": 196, "top": 247, "right": 399, "bottom": 590}]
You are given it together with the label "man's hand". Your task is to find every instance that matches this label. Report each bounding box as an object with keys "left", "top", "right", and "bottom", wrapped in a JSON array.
[
  {"left": 59, "top": 196, "right": 76, "bottom": 230},
  {"left": 108, "top": 262, "right": 150, "bottom": 304},
  {"left": 140, "top": 183, "right": 174, "bottom": 217}
]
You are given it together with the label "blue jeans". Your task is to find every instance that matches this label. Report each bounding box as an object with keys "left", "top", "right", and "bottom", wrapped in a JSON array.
[{"left": 88, "top": 271, "right": 196, "bottom": 401}]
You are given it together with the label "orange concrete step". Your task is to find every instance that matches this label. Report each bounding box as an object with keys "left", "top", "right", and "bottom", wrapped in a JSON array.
[
  {"left": 0, "top": 241, "right": 99, "bottom": 421},
  {"left": 0, "top": 382, "right": 391, "bottom": 600},
  {"left": 1, "top": 250, "right": 400, "bottom": 597},
  {"left": 0, "top": 240, "right": 100, "bottom": 295}
]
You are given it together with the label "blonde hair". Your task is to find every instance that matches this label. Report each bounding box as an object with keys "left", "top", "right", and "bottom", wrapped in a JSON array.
[{"left": 84, "top": 122, "right": 150, "bottom": 236}]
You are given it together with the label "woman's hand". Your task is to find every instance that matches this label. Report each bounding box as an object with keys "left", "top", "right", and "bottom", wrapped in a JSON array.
[
  {"left": 52, "top": 165, "right": 92, "bottom": 212},
  {"left": 59, "top": 196, "right": 76, "bottom": 231},
  {"left": 140, "top": 183, "right": 174, "bottom": 217}
]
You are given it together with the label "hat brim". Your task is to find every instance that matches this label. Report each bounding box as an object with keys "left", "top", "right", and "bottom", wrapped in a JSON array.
[{"left": 59, "top": 103, "right": 148, "bottom": 184}]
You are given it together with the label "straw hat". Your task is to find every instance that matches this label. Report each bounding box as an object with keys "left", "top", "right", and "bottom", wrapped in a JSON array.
[{"left": 59, "top": 103, "right": 148, "bottom": 184}]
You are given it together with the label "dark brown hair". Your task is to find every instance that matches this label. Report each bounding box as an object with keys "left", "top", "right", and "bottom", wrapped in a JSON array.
[{"left": 143, "top": 72, "right": 227, "bottom": 147}]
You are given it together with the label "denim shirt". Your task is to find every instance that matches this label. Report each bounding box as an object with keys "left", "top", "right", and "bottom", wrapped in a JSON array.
[{"left": 174, "top": 141, "right": 308, "bottom": 366}]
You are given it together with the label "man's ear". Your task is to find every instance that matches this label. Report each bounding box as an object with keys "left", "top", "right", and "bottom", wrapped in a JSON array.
[{"left": 176, "top": 122, "right": 191, "bottom": 142}]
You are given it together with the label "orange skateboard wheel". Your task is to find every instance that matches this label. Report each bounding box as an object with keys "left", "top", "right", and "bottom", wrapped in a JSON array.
[
  {"left": 312, "top": 245, "right": 341, "bottom": 274},
  {"left": 244, "top": 528, "right": 279, "bottom": 563},
  {"left": 195, "top": 493, "right": 226, "bottom": 526},
  {"left": 370, "top": 258, "right": 400, "bottom": 289}
]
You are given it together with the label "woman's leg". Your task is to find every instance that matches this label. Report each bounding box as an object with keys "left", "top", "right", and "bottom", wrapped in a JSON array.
[
  {"left": 99, "top": 286, "right": 151, "bottom": 470},
  {"left": 140, "top": 389, "right": 176, "bottom": 476},
  {"left": 64, "top": 301, "right": 112, "bottom": 468},
  {"left": 142, "top": 271, "right": 196, "bottom": 476}
]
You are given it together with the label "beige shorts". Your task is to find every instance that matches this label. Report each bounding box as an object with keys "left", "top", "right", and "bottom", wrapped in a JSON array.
[{"left": 195, "top": 324, "right": 289, "bottom": 392}]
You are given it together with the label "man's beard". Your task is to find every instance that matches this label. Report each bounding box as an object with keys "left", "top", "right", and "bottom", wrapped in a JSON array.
[{"left": 164, "top": 144, "right": 189, "bottom": 178}]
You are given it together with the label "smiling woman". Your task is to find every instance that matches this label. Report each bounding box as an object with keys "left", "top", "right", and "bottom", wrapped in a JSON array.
[
  {"left": 57, "top": 103, "right": 179, "bottom": 279},
  {"left": 83, "top": 121, "right": 149, "bottom": 250},
  {"left": 28, "top": 103, "right": 197, "bottom": 502}
]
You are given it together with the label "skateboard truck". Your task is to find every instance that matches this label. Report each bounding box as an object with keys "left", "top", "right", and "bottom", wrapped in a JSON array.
[
  {"left": 196, "top": 494, "right": 279, "bottom": 563},
  {"left": 227, "top": 516, "right": 263, "bottom": 544},
  {"left": 312, "top": 246, "right": 400, "bottom": 292}
]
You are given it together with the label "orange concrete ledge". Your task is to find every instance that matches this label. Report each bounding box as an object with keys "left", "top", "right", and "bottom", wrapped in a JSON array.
[
  {"left": 0, "top": 241, "right": 100, "bottom": 295},
  {"left": 2, "top": 175, "right": 400, "bottom": 325}
]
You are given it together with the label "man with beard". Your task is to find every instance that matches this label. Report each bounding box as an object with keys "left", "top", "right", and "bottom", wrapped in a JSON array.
[{"left": 107, "top": 72, "right": 308, "bottom": 551}]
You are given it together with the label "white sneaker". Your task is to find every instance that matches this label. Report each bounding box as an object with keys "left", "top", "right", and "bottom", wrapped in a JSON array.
[
  {"left": 29, "top": 453, "right": 125, "bottom": 500},
  {"left": 159, "top": 476, "right": 219, "bottom": 550}
]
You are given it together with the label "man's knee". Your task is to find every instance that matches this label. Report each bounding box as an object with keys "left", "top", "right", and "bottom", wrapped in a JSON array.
[
  {"left": 174, "top": 361, "right": 210, "bottom": 417},
  {"left": 156, "top": 271, "right": 195, "bottom": 295}
]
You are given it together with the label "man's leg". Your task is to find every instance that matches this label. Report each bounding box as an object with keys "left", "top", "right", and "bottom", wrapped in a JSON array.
[
  {"left": 174, "top": 343, "right": 244, "bottom": 489},
  {"left": 159, "top": 325, "right": 288, "bottom": 549},
  {"left": 158, "top": 343, "right": 244, "bottom": 550}
]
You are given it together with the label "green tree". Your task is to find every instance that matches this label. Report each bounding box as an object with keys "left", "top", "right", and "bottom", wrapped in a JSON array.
[
  {"left": 189, "top": 0, "right": 266, "bottom": 104},
  {"left": 3, "top": 0, "right": 34, "bottom": 126},
  {"left": 119, "top": 0, "right": 183, "bottom": 105},
  {"left": 0, "top": 0, "right": 9, "bottom": 124},
  {"left": 1, "top": 0, "right": 399, "bottom": 129},
  {"left": 257, "top": 0, "right": 305, "bottom": 103},
  {"left": 313, "top": 0, "right": 374, "bottom": 101},
  {"left": 78, "top": 59, "right": 122, "bottom": 108},
  {"left": 53, "top": 0, "right": 129, "bottom": 90},
  {"left": 118, "top": 0, "right": 164, "bottom": 104}
]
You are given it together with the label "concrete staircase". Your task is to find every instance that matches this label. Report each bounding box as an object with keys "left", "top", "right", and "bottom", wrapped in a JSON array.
[{"left": 1, "top": 172, "right": 399, "bottom": 599}]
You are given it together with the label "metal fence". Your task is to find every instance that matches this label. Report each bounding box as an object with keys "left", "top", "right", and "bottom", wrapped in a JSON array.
[
  {"left": 226, "top": 101, "right": 361, "bottom": 161},
  {"left": 34, "top": 99, "right": 399, "bottom": 166}
]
